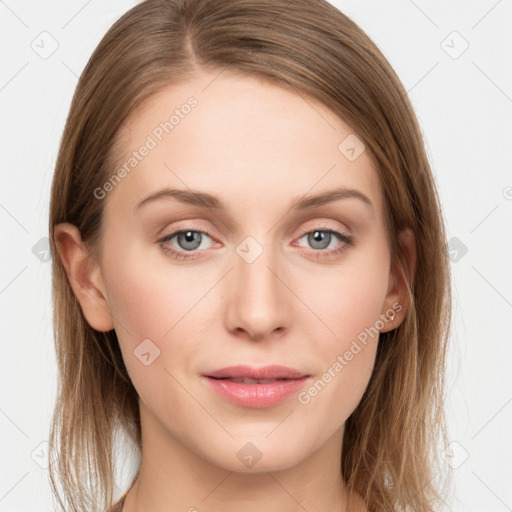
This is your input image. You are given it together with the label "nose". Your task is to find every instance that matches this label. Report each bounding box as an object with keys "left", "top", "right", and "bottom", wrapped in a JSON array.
[{"left": 223, "top": 241, "right": 290, "bottom": 342}]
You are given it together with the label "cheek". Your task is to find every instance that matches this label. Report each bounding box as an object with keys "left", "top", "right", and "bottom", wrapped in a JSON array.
[
  {"left": 301, "top": 249, "right": 390, "bottom": 351},
  {"left": 102, "top": 251, "right": 211, "bottom": 383},
  {"left": 294, "top": 248, "right": 389, "bottom": 420},
  {"left": 104, "top": 245, "right": 208, "bottom": 335}
]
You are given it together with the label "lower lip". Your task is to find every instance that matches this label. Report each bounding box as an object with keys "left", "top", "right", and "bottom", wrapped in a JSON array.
[{"left": 203, "top": 376, "right": 310, "bottom": 408}]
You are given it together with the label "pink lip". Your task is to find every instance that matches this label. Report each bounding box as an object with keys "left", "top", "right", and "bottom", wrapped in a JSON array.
[
  {"left": 205, "top": 364, "right": 308, "bottom": 380},
  {"left": 202, "top": 365, "right": 311, "bottom": 408}
]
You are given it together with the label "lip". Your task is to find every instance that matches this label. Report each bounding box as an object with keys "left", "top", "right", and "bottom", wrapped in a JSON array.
[
  {"left": 204, "top": 365, "right": 309, "bottom": 380},
  {"left": 202, "top": 365, "right": 311, "bottom": 408}
]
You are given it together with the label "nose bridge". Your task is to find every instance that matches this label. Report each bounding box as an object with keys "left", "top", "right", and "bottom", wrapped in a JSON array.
[{"left": 224, "top": 235, "right": 289, "bottom": 339}]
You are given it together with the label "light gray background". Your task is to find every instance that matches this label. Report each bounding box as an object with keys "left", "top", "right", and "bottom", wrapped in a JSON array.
[{"left": 1, "top": 0, "right": 511, "bottom": 510}]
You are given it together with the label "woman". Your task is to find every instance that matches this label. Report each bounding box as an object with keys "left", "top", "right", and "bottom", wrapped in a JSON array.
[{"left": 48, "top": 0, "right": 452, "bottom": 511}]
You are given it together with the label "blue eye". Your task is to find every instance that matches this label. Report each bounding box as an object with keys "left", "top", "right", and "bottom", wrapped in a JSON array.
[
  {"left": 297, "top": 230, "right": 347, "bottom": 250},
  {"left": 158, "top": 228, "right": 354, "bottom": 261},
  {"left": 294, "top": 229, "right": 354, "bottom": 258},
  {"left": 159, "top": 230, "right": 213, "bottom": 260}
]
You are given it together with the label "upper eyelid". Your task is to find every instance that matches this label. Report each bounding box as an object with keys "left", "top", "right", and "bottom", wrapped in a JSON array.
[{"left": 159, "top": 217, "right": 350, "bottom": 239}]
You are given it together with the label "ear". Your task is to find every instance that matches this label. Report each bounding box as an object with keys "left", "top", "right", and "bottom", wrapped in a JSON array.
[
  {"left": 53, "top": 223, "right": 115, "bottom": 332},
  {"left": 379, "top": 228, "right": 417, "bottom": 333}
]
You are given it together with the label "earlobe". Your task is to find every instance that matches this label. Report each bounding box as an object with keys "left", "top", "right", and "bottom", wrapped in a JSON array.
[
  {"left": 53, "top": 223, "right": 115, "bottom": 332},
  {"left": 379, "top": 228, "right": 416, "bottom": 333}
]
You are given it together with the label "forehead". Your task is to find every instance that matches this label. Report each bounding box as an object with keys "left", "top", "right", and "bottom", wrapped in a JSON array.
[{"left": 104, "top": 70, "right": 384, "bottom": 220}]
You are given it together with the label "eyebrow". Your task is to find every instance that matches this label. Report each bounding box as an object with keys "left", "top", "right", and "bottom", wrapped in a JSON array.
[{"left": 134, "top": 186, "right": 373, "bottom": 212}]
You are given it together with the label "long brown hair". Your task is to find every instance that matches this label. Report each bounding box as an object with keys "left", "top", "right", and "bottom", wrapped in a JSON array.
[{"left": 48, "top": 1, "right": 452, "bottom": 510}]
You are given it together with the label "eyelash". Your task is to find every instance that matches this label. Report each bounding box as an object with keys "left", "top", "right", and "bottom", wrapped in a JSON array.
[{"left": 158, "top": 227, "right": 355, "bottom": 261}]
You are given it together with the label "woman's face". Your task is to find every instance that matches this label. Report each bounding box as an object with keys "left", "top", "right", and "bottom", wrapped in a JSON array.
[{"left": 73, "top": 70, "right": 408, "bottom": 473}]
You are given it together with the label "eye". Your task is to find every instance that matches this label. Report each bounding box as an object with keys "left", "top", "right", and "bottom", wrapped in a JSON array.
[
  {"left": 158, "top": 227, "right": 355, "bottom": 261},
  {"left": 158, "top": 230, "right": 214, "bottom": 260},
  {"left": 295, "top": 228, "right": 354, "bottom": 257}
]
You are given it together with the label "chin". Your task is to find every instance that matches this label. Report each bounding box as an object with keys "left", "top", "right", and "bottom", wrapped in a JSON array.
[{"left": 199, "top": 436, "right": 311, "bottom": 474}]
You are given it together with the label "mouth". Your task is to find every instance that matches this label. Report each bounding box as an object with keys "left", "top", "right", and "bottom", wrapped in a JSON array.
[{"left": 201, "top": 365, "right": 311, "bottom": 408}]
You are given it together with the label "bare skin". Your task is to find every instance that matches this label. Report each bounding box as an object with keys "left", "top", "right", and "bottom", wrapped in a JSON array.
[{"left": 55, "top": 69, "right": 415, "bottom": 512}]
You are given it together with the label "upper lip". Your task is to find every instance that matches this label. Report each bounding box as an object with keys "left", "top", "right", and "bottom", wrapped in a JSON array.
[{"left": 204, "top": 365, "right": 309, "bottom": 380}]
